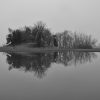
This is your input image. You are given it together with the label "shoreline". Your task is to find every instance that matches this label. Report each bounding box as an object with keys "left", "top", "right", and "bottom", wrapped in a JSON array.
[{"left": 0, "top": 45, "right": 100, "bottom": 53}]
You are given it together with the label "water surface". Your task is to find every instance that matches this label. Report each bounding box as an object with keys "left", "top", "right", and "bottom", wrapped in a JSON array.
[{"left": 0, "top": 51, "right": 100, "bottom": 100}]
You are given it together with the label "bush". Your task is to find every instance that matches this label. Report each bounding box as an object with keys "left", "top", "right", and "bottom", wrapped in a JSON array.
[{"left": 6, "top": 21, "right": 52, "bottom": 47}]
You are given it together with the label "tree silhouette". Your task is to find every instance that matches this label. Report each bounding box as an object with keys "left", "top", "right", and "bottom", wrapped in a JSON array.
[
  {"left": 6, "top": 21, "right": 52, "bottom": 47},
  {"left": 6, "top": 21, "right": 97, "bottom": 48}
]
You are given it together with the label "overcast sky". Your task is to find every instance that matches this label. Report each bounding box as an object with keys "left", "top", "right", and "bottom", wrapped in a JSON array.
[{"left": 0, "top": 0, "right": 100, "bottom": 45}]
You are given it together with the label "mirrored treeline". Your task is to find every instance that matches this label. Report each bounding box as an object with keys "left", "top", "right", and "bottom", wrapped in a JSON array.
[{"left": 6, "top": 51, "right": 97, "bottom": 78}]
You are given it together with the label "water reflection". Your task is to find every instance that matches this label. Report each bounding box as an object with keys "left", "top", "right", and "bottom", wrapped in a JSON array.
[{"left": 6, "top": 51, "right": 97, "bottom": 78}]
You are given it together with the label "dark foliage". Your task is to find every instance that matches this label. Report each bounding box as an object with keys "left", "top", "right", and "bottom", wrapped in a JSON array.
[
  {"left": 6, "top": 51, "right": 96, "bottom": 78},
  {"left": 6, "top": 22, "right": 52, "bottom": 47},
  {"left": 6, "top": 21, "right": 97, "bottom": 48}
]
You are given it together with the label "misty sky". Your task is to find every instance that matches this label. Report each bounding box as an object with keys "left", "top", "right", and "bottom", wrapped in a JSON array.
[{"left": 0, "top": 0, "right": 100, "bottom": 45}]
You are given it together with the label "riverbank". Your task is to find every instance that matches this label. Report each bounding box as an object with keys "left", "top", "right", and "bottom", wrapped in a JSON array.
[{"left": 0, "top": 45, "right": 100, "bottom": 53}]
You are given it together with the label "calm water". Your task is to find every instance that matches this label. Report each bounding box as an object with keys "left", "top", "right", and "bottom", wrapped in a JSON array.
[{"left": 0, "top": 51, "right": 100, "bottom": 100}]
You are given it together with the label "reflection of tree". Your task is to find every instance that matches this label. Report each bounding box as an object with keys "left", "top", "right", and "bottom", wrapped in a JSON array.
[
  {"left": 6, "top": 51, "right": 97, "bottom": 78},
  {"left": 6, "top": 53, "right": 57, "bottom": 78},
  {"left": 56, "top": 51, "right": 97, "bottom": 66}
]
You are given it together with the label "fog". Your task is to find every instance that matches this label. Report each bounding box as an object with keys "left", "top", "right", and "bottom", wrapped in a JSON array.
[{"left": 0, "top": 0, "right": 100, "bottom": 45}]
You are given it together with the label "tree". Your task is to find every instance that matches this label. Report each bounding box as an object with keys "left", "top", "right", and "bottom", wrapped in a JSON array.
[{"left": 31, "top": 21, "right": 52, "bottom": 47}]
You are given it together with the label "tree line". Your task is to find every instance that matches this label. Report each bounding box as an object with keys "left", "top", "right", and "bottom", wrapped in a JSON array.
[{"left": 6, "top": 21, "right": 97, "bottom": 48}]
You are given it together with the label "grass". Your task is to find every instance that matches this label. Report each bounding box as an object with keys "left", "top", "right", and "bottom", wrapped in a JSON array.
[{"left": 0, "top": 44, "right": 100, "bottom": 54}]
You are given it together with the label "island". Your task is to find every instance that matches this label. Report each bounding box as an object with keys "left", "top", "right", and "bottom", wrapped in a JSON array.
[{"left": 0, "top": 21, "right": 99, "bottom": 53}]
